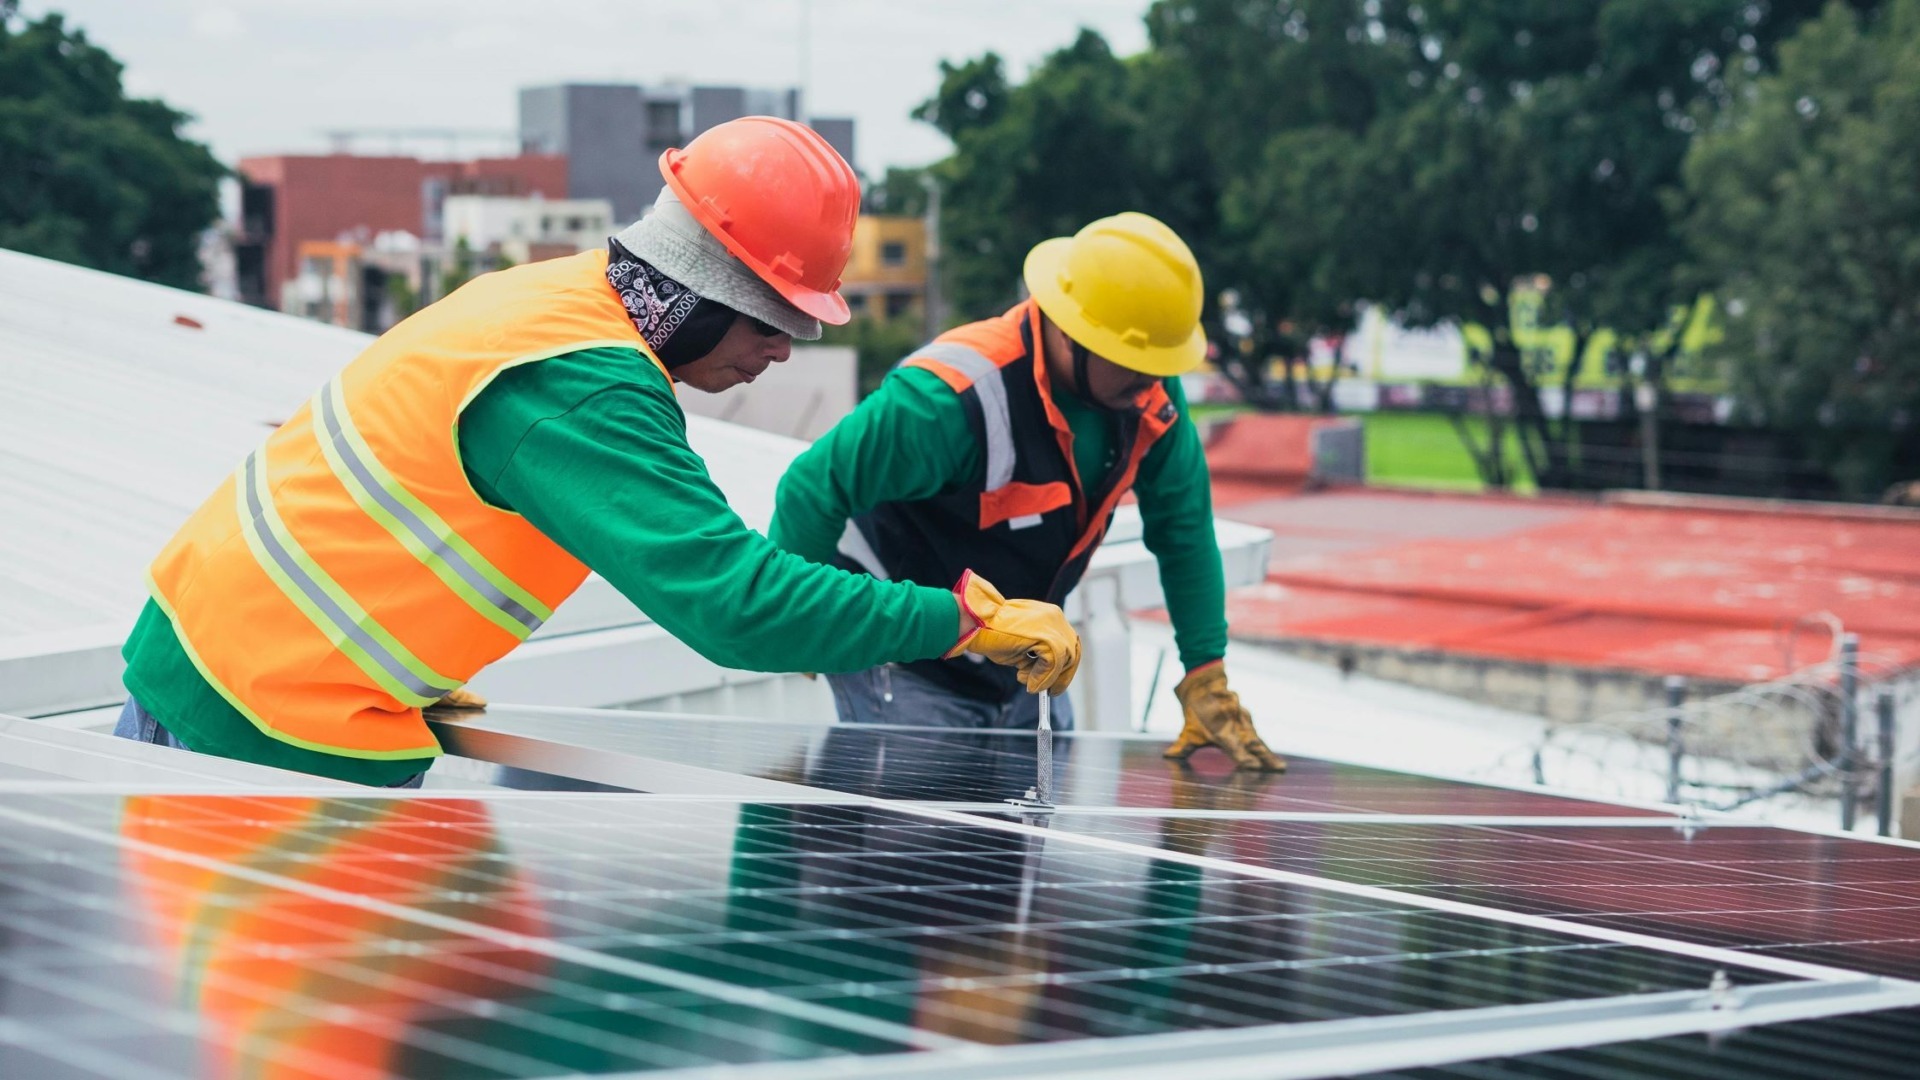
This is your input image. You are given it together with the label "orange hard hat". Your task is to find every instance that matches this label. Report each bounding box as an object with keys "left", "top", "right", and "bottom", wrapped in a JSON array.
[{"left": 660, "top": 116, "right": 859, "bottom": 325}]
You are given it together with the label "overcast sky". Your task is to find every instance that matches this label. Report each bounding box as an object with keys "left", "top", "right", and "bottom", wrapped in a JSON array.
[{"left": 33, "top": 0, "right": 1153, "bottom": 176}]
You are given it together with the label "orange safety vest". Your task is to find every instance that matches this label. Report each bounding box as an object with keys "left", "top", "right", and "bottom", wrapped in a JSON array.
[{"left": 147, "top": 250, "right": 666, "bottom": 759}]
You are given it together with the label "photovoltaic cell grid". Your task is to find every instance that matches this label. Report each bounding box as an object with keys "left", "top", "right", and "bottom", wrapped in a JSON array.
[
  {"left": 0, "top": 792, "right": 1786, "bottom": 1079},
  {"left": 1361, "top": 1005, "right": 1920, "bottom": 1079},
  {"left": 1035, "top": 815, "right": 1920, "bottom": 981},
  {"left": 440, "top": 707, "right": 1663, "bottom": 817}
]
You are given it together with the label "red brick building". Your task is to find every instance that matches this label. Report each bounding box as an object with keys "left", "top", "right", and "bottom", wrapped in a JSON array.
[{"left": 234, "top": 154, "right": 567, "bottom": 311}]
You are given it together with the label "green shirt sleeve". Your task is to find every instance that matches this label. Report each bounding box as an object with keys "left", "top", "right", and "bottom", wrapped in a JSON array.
[
  {"left": 1134, "top": 378, "right": 1229, "bottom": 672},
  {"left": 457, "top": 347, "right": 959, "bottom": 674},
  {"left": 768, "top": 364, "right": 982, "bottom": 565}
]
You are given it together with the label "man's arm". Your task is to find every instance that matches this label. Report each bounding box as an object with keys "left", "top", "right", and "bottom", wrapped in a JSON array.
[
  {"left": 1133, "top": 378, "right": 1229, "bottom": 672},
  {"left": 459, "top": 348, "right": 958, "bottom": 674},
  {"left": 768, "top": 365, "right": 982, "bottom": 564}
]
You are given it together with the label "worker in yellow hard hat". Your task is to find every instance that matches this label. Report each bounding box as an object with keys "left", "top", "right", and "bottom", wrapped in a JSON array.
[{"left": 770, "top": 212, "right": 1284, "bottom": 770}]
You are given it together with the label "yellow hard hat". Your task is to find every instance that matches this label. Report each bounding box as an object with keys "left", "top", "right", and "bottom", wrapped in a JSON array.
[{"left": 1022, "top": 212, "right": 1207, "bottom": 377}]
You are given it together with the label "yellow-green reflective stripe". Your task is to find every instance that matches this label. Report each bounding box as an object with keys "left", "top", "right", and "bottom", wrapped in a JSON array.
[
  {"left": 315, "top": 377, "right": 547, "bottom": 639},
  {"left": 235, "top": 447, "right": 456, "bottom": 706},
  {"left": 143, "top": 570, "right": 442, "bottom": 760}
]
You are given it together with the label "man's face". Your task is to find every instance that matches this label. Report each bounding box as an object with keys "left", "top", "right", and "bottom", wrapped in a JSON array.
[
  {"left": 1042, "top": 316, "right": 1155, "bottom": 410},
  {"left": 1078, "top": 350, "right": 1158, "bottom": 410},
  {"left": 674, "top": 314, "right": 793, "bottom": 392}
]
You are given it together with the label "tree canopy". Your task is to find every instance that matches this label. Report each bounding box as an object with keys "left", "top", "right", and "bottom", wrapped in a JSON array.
[
  {"left": 917, "top": 0, "right": 1904, "bottom": 493},
  {"left": 1681, "top": 0, "right": 1920, "bottom": 495},
  {"left": 0, "top": 8, "right": 223, "bottom": 289}
]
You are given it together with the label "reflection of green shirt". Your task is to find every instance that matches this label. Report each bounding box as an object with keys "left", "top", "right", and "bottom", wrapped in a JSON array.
[
  {"left": 770, "top": 365, "right": 1228, "bottom": 671},
  {"left": 121, "top": 347, "right": 960, "bottom": 786}
]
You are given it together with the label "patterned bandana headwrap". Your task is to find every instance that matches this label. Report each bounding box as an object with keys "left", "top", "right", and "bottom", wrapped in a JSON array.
[{"left": 606, "top": 238, "right": 738, "bottom": 369}]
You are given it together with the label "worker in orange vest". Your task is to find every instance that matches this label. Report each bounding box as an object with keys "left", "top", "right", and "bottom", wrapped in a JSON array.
[
  {"left": 770, "top": 213, "right": 1283, "bottom": 770},
  {"left": 114, "top": 117, "right": 1080, "bottom": 786}
]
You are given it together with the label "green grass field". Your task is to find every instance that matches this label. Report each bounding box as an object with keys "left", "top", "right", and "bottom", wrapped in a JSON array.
[{"left": 1362, "top": 412, "right": 1536, "bottom": 492}]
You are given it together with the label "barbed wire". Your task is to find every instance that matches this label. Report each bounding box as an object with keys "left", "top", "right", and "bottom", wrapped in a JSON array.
[{"left": 1492, "top": 622, "right": 1917, "bottom": 821}]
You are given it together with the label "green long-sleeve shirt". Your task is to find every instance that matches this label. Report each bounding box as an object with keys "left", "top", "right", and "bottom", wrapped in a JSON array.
[
  {"left": 768, "top": 364, "right": 1227, "bottom": 673},
  {"left": 121, "top": 346, "right": 960, "bottom": 785}
]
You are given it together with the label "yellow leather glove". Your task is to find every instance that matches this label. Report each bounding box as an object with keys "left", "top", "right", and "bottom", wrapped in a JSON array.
[
  {"left": 426, "top": 686, "right": 488, "bottom": 714},
  {"left": 945, "top": 571, "right": 1081, "bottom": 695},
  {"left": 1163, "top": 662, "right": 1286, "bottom": 771}
]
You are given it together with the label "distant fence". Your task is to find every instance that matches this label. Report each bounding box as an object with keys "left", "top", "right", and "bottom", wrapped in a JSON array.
[{"left": 1511, "top": 630, "right": 1920, "bottom": 836}]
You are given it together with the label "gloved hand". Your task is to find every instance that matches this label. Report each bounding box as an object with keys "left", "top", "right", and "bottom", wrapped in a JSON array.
[
  {"left": 1163, "top": 662, "right": 1286, "bottom": 771},
  {"left": 945, "top": 570, "right": 1081, "bottom": 695},
  {"left": 426, "top": 686, "right": 488, "bottom": 714}
]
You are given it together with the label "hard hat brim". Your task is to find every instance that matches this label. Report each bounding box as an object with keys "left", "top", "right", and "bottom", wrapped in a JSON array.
[{"left": 1022, "top": 238, "right": 1207, "bottom": 377}]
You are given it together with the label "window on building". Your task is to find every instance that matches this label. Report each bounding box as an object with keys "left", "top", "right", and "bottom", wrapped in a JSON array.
[
  {"left": 647, "top": 101, "right": 684, "bottom": 155},
  {"left": 566, "top": 216, "right": 585, "bottom": 231},
  {"left": 846, "top": 293, "right": 868, "bottom": 315},
  {"left": 880, "top": 241, "right": 908, "bottom": 267},
  {"left": 885, "top": 291, "right": 917, "bottom": 319}
]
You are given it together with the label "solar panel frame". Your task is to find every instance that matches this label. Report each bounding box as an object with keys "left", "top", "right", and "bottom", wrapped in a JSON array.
[
  {"left": 426, "top": 706, "right": 1673, "bottom": 818},
  {"left": 1357, "top": 1005, "right": 1920, "bottom": 1080}
]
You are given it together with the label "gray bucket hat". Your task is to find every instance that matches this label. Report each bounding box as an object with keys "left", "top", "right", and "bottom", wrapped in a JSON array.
[{"left": 612, "top": 188, "right": 823, "bottom": 341}]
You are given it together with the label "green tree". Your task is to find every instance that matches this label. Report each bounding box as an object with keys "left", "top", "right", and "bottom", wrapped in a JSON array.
[
  {"left": 862, "top": 166, "right": 930, "bottom": 216},
  {"left": 440, "top": 236, "right": 477, "bottom": 298},
  {"left": 915, "top": 31, "right": 1173, "bottom": 320},
  {"left": 1227, "top": 0, "right": 1874, "bottom": 487},
  {"left": 0, "top": 8, "right": 223, "bottom": 288},
  {"left": 1681, "top": 0, "right": 1920, "bottom": 496}
]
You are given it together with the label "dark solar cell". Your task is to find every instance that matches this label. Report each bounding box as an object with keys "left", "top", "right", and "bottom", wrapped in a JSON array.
[
  {"left": 1038, "top": 815, "right": 1920, "bottom": 979},
  {"left": 442, "top": 707, "right": 1660, "bottom": 817},
  {"left": 1363, "top": 1006, "right": 1920, "bottom": 1079},
  {"left": 0, "top": 793, "right": 1777, "bottom": 1076}
]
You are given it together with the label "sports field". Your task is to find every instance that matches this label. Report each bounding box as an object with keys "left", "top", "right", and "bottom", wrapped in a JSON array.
[{"left": 1363, "top": 412, "right": 1537, "bottom": 492}]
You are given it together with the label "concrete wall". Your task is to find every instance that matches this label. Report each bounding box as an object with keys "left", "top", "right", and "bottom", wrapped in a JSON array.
[
  {"left": 1257, "top": 636, "right": 1744, "bottom": 727},
  {"left": 810, "top": 117, "right": 856, "bottom": 170},
  {"left": 515, "top": 84, "right": 654, "bottom": 223},
  {"left": 517, "top": 86, "right": 566, "bottom": 155}
]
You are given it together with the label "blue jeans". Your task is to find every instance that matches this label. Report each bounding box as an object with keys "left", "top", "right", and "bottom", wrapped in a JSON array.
[
  {"left": 113, "top": 698, "right": 426, "bottom": 789},
  {"left": 826, "top": 664, "right": 1074, "bottom": 731}
]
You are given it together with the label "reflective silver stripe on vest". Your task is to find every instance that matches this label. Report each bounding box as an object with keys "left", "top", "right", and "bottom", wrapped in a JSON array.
[
  {"left": 911, "top": 341, "right": 1015, "bottom": 491},
  {"left": 836, "top": 521, "right": 891, "bottom": 580},
  {"left": 241, "top": 451, "right": 447, "bottom": 702},
  {"left": 317, "top": 385, "right": 544, "bottom": 635}
]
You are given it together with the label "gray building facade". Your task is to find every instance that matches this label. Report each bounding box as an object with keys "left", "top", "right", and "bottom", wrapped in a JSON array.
[{"left": 520, "top": 83, "right": 854, "bottom": 227}]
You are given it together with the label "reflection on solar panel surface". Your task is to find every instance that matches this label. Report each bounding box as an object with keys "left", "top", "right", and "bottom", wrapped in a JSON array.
[
  {"left": 1039, "top": 815, "right": 1920, "bottom": 980},
  {"left": 445, "top": 707, "right": 1661, "bottom": 816},
  {"left": 1365, "top": 1005, "right": 1920, "bottom": 1080},
  {"left": 0, "top": 793, "right": 1793, "bottom": 1078}
]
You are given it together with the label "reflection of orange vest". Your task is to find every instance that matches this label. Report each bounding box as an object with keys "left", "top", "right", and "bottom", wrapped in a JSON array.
[
  {"left": 148, "top": 251, "right": 666, "bottom": 759},
  {"left": 122, "top": 796, "right": 544, "bottom": 1080}
]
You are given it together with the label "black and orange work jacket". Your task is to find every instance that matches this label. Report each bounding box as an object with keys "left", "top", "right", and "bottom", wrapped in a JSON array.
[{"left": 832, "top": 299, "right": 1179, "bottom": 701}]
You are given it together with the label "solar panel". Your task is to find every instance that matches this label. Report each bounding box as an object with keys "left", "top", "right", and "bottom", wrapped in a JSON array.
[
  {"left": 1034, "top": 815, "right": 1920, "bottom": 980},
  {"left": 0, "top": 791, "right": 1817, "bottom": 1079},
  {"left": 9, "top": 698, "right": 1919, "bottom": 1078},
  {"left": 1360, "top": 1005, "right": 1920, "bottom": 1080},
  {"left": 430, "top": 706, "right": 1664, "bottom": 817}
]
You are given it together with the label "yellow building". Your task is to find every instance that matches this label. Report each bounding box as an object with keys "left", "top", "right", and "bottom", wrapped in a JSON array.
[{"left": 840, "top": 215, "right": 927, "bottom": 322}]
